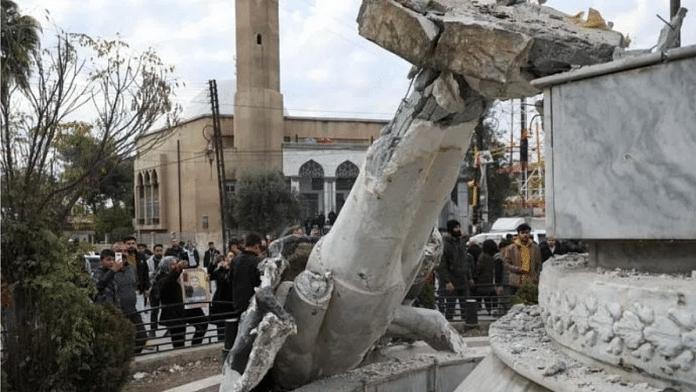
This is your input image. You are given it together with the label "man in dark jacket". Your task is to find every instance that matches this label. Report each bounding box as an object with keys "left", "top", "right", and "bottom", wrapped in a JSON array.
[
  {"left": 435, "top": 220, "right": 474, "bottom": 321},
  {"left": 208, "top": 253, "right": 234, "bottom": 341},
  {"left": 94, "top": 248, "right": 148, "bottom": 353},
  {"left": 540, "top": 236, "right": 565, "bottom": 262},
  {"left": 168, "top": 238, "right": 189, "bottom": 264},
  {"left": 203, "top": 241, "right": 220, "bottom": 270},
  {"left": 232, "top": 233, "right": 264, "bottom": 313},
  {"left": 123, "top": 235, "right": 150, "bottom": 299}
]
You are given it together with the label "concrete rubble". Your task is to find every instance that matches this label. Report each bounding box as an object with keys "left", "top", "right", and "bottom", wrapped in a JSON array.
[
  {"left": 358, "top": 0, "right": 624, "bottom": 98},
  {"left": 456, "top": 303, "right": 668, "bottom": 392}
]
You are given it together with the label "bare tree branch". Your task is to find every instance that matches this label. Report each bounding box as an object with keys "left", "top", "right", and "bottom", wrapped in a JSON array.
[{"left": 2, "top": 26, "right": 181, "bottom": 225}]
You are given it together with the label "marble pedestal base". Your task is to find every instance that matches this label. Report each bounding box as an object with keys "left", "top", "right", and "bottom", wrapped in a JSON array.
[
  {"left": 587, "top": 240, "right": 696, "bottom": 274},
  {"left": 455, "top": 304, "right": 677, "bottom": 392},
  {"left": 539, "top": 254, "right": 696, "bottom": 389}
]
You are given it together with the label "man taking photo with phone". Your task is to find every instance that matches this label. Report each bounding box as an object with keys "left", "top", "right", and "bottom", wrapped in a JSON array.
[{"left": 93, "top": 248, "right": 148, "bottom": 353}]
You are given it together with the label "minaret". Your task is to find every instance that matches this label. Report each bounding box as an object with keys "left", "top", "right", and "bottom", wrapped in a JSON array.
[{"left": 233, "top": 0, "right": 284, "bottom": 172}]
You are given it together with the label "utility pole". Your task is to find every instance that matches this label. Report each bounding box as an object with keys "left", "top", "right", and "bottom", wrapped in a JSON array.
[
  {"left": 177, "top": 140, "right": 182, "bottom": 234},
  {"left": 520, "top": 97, "right": 528, "bottom": 210},
  {"left": 510, "top": 99, "right": 514, "bottom": 166},
  {"left": 475, "top": 120, "right": 485, "bottom": 229},
  {"left": 671, "top": 0, "right": 681, "bottom": 47},
  {"left": 209, "top": 80, "right": 228, "bottom": 252}
]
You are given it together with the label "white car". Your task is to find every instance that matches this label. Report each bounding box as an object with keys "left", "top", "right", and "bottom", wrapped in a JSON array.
[
  {"left": 83, "top": 253, "right": 101, "bottom": 280},
  {"left": 469, "top": 230, "right": 546, "bottom": 247}
]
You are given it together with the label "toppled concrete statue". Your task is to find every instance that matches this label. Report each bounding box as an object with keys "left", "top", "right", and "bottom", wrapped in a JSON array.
[
  {"left": 220, "top": 1, "right": 626, "bottom": 390},
  {"left": 219, "top": 256, "right": 296, "bottom": 392}
]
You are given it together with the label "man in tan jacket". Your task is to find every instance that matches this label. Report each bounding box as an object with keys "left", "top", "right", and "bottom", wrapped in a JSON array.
[{"left": 504, "top": 223, "right": 542, "bottom": 295}]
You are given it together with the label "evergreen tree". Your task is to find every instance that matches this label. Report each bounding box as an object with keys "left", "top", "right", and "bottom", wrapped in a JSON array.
[
  {"left": 1, "top": 10, "right": 180, "bottom": 390},
  {"left": 230, "top": 170, "right": 302, "bottom": 237}
]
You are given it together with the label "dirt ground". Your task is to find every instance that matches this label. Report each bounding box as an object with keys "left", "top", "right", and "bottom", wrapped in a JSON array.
[
  {"left": 122, "top": 356, "right": 222, "bottom": 392},
  {"left": 121, "top": 321, "right": 491, "bottom": 392}
]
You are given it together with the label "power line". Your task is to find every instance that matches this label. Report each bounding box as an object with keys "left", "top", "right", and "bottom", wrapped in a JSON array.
[
  {"left": 184, "top": 99, "right": 395, "bottom": 117},
  {"left": 278, "top": 1, "right": 386, "bottom": 59},
  {"left": 18, "top": 80, "right": 398, "bottom": 118}
]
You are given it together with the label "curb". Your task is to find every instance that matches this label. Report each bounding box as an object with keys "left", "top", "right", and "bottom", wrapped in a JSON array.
[
  {"left": 131, "top": 343, "right": 224, "bottom": 374},
  {"left": 157, "top": 337, "right": 491, "bottom": 392},
  {"left": 163, "top": 374, "right": 223, "bottom": 392}
]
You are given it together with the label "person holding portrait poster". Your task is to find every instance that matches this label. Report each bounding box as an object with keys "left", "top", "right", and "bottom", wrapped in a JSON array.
[
  {"left": 182, "top": 268, "right": 210, "bottom": 307},
  {"left": 180, "top": 267, "right": 209, "bottom": 345}
]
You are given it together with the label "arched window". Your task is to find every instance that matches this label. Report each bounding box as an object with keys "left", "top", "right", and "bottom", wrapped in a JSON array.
[
  {"left": 300, "top": 160, "right": 324, "bottom": 178},
  {"left": 136, "top": 170, "right": 160, "bottom": 226},
  {"left": 335, "top": 161, "right": 359, "bottom": 213},
  {"left": 151, "top": 170, "right": 160, "bottom": 225},
  {"left": 299, "top": 160, "right": 325, "bottom": 191},
  {"left": 137, "top": 173, "right": 145, "bottom": 225},
  {"left": 299, "top": 160, "right": 325, "bottom": 221},
  {"left": 335, "top": 160, "right": 359, "bottom": 190},
  {"left": 144, "top": 172, "right": 152, "bottom": 225}
]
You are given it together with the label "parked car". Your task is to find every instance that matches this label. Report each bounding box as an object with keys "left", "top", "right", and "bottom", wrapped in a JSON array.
[
  {"left": 470, "top": 217, "right": 546, "bottom": 246},
  {"left": 83, "top": 253, "right": 101, "bottom": 280},
  {"left": 469, "top": 230, "right": 546, "bottom": 246}
]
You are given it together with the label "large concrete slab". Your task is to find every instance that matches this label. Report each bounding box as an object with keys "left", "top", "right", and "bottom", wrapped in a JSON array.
[
  {"left": 358, "top": 0, "right": 624, "bottom": 99},
  {"left": 537, "top": 46, "right": 696, "bottom": 240}
]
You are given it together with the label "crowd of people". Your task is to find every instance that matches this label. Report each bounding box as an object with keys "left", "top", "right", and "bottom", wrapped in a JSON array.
[
  {"left": 434, "top": 219, "right": 573, "bottom": 320},
  {"left": 90, "top": 220, "right": 578, "bottom": 352},
  {"left": 90, "top": 233, "right": 271, "bottom": 353}
]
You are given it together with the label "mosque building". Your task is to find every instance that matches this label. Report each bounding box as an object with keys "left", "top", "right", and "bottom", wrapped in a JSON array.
[{"left": 132, "top": 0, "right": 467, "bottom": 246}]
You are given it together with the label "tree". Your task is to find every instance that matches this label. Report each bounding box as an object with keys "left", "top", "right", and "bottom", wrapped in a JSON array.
[
  {"left": 1, "top": 0, "right": 41, "bottom": 217},
  {"left": 230, "top": 170, "right": 301, "bottom": 237},
  {"left": 1, "top": 0, "right": 41, "bottom": 97},
  {"left": 2, "top": 220, "right": 135, "bottom": 392},
  {"left": 1, "top": 25, "right": 180, "bottom": 230},
  {"left": 92, "top": 204, "right": 134, "bottom": 243},
  {"left": 1, "top": 14, "right": 180, "bottom": 391}
]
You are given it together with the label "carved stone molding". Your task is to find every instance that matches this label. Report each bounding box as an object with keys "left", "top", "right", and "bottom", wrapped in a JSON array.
[{"left": 539, "top": 254, "right": 696, "bottom": 387}]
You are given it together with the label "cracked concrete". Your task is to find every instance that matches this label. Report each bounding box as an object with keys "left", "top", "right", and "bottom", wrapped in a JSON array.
[{"left": 358, "top": 0, "right": 624, "bottom": 98}]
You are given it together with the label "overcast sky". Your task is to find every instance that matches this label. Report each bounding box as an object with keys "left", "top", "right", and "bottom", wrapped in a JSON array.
[{"left": 18, "top": 0, "right": 696, "bottom": 123}]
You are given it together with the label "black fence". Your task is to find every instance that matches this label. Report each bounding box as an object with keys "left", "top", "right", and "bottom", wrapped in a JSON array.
[
  {"left": 125, "top": 286, "right": 512, "bottom": 357},
  {"left": 128, "top": 301, "right": 238, "bottom": 357},
  {"left": 434, "top": 284, "right": 513, "bottom": 324}
]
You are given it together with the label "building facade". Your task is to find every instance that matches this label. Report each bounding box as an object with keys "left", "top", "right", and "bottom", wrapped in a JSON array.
[
  {"left": 132, "top": 0, "right": 469, "bottom": 248},
  {"left": 133, "top": 89, "right": 389, "bottom": 246}
]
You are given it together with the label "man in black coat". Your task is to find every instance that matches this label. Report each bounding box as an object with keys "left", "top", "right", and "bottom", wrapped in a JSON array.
[
  {"left": 94, "top": 248, "right": 148, "bottom": 353},
  {"left": 540, "top": 236, "right": 565, "bottom": 262},
  {"left": 435, "top": 220, "right": 474, "bottom": 321},
  {"left": 123, "top": 235, "right": 150, "bottom": 300},
  {"left": 232, "top": 233, "right": 264, "bottom": 313},
  {"left": 203, "top": 241, "right": 220, "bottom": 270}
]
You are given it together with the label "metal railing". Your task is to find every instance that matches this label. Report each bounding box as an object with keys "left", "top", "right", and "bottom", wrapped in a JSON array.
[
  {"left": 435, "top": 284, "right": 514, "bottom": 324},
  {"left": 126, "top": 286, "right": 513, "bottom": 356},
  {"left": 127, "top": 301, "right": 238, "bottom": 357}
]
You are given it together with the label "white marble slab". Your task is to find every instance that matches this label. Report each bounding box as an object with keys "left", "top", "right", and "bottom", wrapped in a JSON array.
[{"left": 545, "top": 55, "right": 696, "bottom": 239}]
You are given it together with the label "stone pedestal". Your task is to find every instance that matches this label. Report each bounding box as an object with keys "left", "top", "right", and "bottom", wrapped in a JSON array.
[
  {"left": 540, "top": 255, "right": 696, "bottom": 389},
  {"left": 535, "top": 45, "right": 696, "bottom": 273},
  {"left": 459, "top": 44, "right": 696, "bottom": 392},
  {"left": 460, "top": 45, "right": 696, "bottom": 392}
]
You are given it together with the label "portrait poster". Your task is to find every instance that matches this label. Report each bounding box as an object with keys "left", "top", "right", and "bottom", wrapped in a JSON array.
[{"left": 179, "top": 268, "right": 210, "bottom": 309}]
